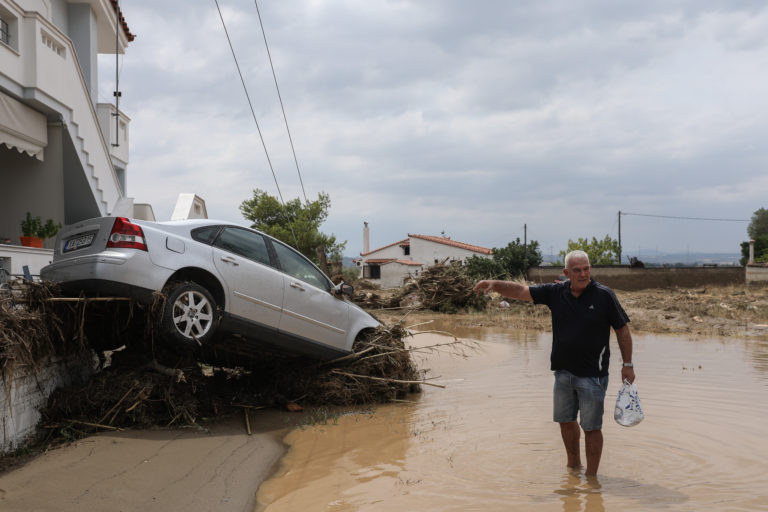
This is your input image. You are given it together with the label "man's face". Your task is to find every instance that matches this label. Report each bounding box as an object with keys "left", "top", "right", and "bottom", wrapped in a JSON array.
[{"left": 563, "top": 255, "right": 591, "bottom": 293}]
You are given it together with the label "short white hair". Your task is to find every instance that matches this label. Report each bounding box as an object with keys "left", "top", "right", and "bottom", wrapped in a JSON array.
[{"left": 564, "top": 250, "right": 590, "bottom": 269}]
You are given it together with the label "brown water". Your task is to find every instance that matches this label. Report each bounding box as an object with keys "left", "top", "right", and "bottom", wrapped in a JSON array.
[{"left": 256, "top": 320, "right": 768, "bottom": 511}]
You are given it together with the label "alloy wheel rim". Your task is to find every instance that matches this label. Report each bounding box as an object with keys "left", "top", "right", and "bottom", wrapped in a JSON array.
[{"left": 172, "top": 290, "right": 213, "bottom": 340}]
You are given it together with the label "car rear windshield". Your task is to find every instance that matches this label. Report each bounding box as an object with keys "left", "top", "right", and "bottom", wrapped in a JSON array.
[{"left": 191, "top": 226, "right": 222, "bottom": 245}]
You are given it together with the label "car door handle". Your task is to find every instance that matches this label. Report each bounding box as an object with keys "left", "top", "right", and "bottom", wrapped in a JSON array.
[
  {"left": 289, "top": 281, "right": 305, "bottom": 291},
  {"left": 220, "top": 256, "right": 239, "bottom": 266}
]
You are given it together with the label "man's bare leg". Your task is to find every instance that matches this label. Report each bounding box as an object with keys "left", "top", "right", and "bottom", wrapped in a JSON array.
[
  {"left": 559, "top": 421, "right": 582, "bottom": 469},
  {"left": 584, "top": 429, "right": 603, "bottom": 476}
]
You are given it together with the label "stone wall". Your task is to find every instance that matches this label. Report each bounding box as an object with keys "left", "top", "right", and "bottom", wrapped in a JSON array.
[{"left": 527, "top": 266, "right": 745, "bottom": 291}]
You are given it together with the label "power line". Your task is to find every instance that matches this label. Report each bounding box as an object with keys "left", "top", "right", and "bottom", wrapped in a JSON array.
[
  {"left": 214, "top": 0, "right": 285, "bottom": 205},
  {"left": 215, "top": 0, "right": 300, "bottom": 250},
  {"left": 254, "top": 0, "right": 308, "bottom": 203},
  {"left": 621, "top": 212, "right": 749, "bottom": 222}
]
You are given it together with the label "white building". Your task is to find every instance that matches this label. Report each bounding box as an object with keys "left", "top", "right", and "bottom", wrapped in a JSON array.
[
  {"left": 358, "top": 223, "right": 493, "bottom": 288},
  {"left": 0, "top": 0, "right": 141, "bottom": 276}
]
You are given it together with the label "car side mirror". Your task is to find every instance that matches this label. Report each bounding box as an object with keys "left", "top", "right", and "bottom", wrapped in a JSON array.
[{"left": 334, "top": 281, "right": 354, "bottom": 297}]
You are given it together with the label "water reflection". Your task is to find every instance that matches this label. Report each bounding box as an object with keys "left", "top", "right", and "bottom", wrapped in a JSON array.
[
  {"left": 555, "top": 472, "right": 604, "bottom": 512},
  {"left": 258, "top": 326, "right": 768, "bottom": 511}
]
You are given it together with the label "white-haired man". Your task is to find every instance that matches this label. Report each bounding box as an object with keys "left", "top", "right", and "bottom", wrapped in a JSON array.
[{"left": 474, "top": 250, "right": 635, "bottom": 476}]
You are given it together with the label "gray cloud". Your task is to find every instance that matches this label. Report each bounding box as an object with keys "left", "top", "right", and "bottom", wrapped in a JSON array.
[{"left": 101, "top": 0, "right": 766, "bottom": 258}]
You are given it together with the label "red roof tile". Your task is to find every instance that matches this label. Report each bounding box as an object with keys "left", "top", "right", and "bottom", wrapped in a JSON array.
[
  {"left": 408, "top": 234, "right": 492, "bottom": 255},
  {"left": 364, "top": 258, "right": 397, "bottom": 264},
  {"left": 110, "top": 0, "right": 136, "bottom": 42},
  {"left": 363, "top": 258, "right": 422, "bottom": 266},
  {"left": 393, "top": 259, "right": 423, "bottom": 266}
]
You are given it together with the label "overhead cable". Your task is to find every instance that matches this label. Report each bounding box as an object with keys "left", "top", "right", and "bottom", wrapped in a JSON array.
[
  {"left": 254, "top": 0, "right": 308, "bottom": 203},
  {"left": 215, "top": 0, "right": 300, "bottom": 250},
  {"left": 621, "top": 212, "right": 748, "bottom": 222},
  {"left": 214, "top": 0, "right": 285, "bottom": 205}
]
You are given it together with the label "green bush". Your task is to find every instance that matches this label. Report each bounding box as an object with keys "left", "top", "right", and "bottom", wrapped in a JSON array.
[{"left": 21, "top": 212, "right": 61, "bottom": 239}]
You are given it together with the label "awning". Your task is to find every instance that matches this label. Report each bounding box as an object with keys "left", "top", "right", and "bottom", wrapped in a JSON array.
[{"left": 0, "top": 91, "right": 47, "bottom": 161}]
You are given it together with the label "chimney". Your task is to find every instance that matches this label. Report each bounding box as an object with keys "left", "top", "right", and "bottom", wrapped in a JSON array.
[
  {"left": 363, "top": 221, "right": 370, "bottom": 254},
  {"left": 749, "top": 239, "right": 755, "bottom": 264}
]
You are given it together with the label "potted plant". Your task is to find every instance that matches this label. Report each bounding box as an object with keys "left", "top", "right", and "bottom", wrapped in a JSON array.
[{"left": 20, "top": 212, "right": 61, "bottom": 248}]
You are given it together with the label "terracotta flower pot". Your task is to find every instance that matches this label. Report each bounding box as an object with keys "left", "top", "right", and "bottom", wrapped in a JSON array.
[{"left": 19, "top": 236, "right": 44, "bottom": 248}]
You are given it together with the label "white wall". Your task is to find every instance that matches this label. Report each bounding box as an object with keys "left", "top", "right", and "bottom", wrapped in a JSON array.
[
  {"left": 0, "top": 245, "right": 53, "bottom": 276},
  {"left": 363, "top": 242, "right": 409, "bottom": 260},
  {"left": 410, "top": 238, "right": 490, "bottom": 265},
  {"left": 1, "top": 355, "right": 95, "bottom": 455},
  {"left": 379, "top": 262, "right": 422, "bottom": 289}
]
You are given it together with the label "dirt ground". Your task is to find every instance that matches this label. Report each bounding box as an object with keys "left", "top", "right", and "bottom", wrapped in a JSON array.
[{"left": 373, "top": 283, "right": 768, "bottom": 340}]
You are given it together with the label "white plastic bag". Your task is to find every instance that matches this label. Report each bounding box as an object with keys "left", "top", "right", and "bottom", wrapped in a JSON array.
[{"left": 614, "top": 379, "right": 644, "bottom": 427}]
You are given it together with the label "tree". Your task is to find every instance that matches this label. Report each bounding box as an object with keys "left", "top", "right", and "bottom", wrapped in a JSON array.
[
  {"left": 463, "top": 238, "right": 543, "bottom": 280},
  {"left": 748, "top": 208, "right": 768, "bottom": 239},
  {"left": 558, "top": 235, "right": 621, "bottom": 265},
  {"left": 740, "top": 235, "right": 768, "bottom": 266},
  {"left": 239, "top": 189, "right": 346, "bottom": 265}
]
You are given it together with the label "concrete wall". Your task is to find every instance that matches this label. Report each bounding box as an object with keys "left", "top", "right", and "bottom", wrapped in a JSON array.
[
  {"left": 1, "top": 355, "right": 94, "bottom": 454},
  {"left": 379, "top": 262, "right": 422, "bottom": 288},
  {"left": 527, "top": 266, "right": 745, "bottom": 291},
  {"left": 746, "top": 264, "right": 768, "bottom": 284},
  {"left": 0, "top": 245, "right": 53, "bottom": 276}
]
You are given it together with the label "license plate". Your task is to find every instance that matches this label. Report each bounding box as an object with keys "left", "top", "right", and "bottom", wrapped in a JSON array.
[{"left": 63, "top": 233, "right": 95, "bottom": 253}]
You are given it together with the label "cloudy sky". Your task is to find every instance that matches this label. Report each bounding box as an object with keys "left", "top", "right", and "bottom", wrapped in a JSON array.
[{"left": 99, "top": 0, "right": 768, "bottom": 260}]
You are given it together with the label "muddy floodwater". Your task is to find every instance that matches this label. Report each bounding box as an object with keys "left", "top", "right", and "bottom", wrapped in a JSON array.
[{"left": 256, "top": 320, "right": 768, "bottom": 511}]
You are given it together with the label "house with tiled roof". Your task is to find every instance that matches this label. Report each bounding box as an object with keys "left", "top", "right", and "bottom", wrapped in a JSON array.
[{"left": 357, "top": 222, "right": 492, "bottom": 288}]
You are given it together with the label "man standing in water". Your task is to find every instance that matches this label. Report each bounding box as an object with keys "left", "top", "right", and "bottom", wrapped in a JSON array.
[{"left": 473, "top": 250, "right": 635, "bottom": 476}]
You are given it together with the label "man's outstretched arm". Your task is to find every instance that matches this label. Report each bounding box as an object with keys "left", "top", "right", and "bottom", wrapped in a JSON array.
[{"left": 473, "top": 280, "right": 533, "bottom": 302}]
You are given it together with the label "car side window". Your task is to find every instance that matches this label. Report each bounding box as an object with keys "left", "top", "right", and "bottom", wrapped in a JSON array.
[
  {"left": 215, "top": 228, "right": 271, "bottom": 266},
  {"left": 191, "top": 226, "right": 222, "bottom": 245},
  {"left": 272, "top": 241, "right": 330, "bottom": 292}
]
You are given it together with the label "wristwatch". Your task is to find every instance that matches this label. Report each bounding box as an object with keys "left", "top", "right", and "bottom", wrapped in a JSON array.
[{"left": 622, "top": 362, "right": 634, "bottom": 368}]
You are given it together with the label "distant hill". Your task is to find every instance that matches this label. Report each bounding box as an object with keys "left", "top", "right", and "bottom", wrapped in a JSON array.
[
  {"left": 538, "top": 251, "right": 742, "bottom": 267},
  {"left": 348, "top": 252, "right": 742, "bottom": 268}
]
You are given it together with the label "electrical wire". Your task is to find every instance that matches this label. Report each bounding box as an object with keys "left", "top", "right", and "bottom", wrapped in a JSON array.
[
  {"left": 214, "top": 0, "right": 286, "bottom": 205},
  {"left": 214, "top": 0, "right": 301, "bottom": 250},
  {"left": 254, "top": 0, "right": 308, "bottom": 204},
  {"left": 621, "top": 212, "right": 748, "bottom": 222}
]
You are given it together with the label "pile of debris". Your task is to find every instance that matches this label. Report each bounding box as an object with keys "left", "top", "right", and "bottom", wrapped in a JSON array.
[
  {"left": 0, "top": 280, "right": 105, "bottom": 380},
  {"left": 41, "top": 324, "right": 424, "bottom": 434},
  {"left": 2, "top": 281, "right": 428, "bottom": 442},
  {"left": 387, "top": 264, "right": 489, "bottom": 312}
]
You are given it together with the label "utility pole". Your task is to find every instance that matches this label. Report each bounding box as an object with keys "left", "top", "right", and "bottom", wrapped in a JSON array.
[
  {"left": 523, "top": 223, "right": 528, "bottom": 269},
  {"left": 618, "top": 210, "right": 622, "bottom": 265}
]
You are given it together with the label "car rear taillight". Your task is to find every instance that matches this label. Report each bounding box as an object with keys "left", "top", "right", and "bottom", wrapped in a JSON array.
[{"left": 106, "top": 217, "right": 148, "bottom": 251}]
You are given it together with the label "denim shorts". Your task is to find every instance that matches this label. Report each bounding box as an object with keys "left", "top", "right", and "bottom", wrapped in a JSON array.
[{"left": 553, "top": 370, "right": 609, "bottom": 431}]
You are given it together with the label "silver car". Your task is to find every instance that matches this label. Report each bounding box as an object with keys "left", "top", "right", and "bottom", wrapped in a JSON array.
[{"left": 41, "top": 217, "right": 379, "bottom": 360}]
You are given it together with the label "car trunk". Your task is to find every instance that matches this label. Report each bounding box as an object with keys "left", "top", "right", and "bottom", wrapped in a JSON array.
[{"left": 52, "top": 217, "right": 117, "bottom": 260}]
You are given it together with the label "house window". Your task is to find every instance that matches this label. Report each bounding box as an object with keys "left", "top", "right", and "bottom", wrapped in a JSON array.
[
  {"left": 363, "top": 264, "right": 381, "bottom": 279},
  {"left": 403, "top": 246, "right": 410, "bottom": 256},
  {"left": 0, "top": 6, "right": 18, "bottom": 50},
  {"left": 0, "top": 18, "right": 9, "bottom": 45}
]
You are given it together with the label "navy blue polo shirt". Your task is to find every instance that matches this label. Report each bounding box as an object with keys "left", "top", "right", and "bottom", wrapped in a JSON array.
[{"left": 529, "top": 279, "right": 629, "bottom": 377}]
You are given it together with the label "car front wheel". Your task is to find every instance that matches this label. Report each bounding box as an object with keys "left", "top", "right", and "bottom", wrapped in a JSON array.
[{"left": 160, "top": 281, "right": 219, "bottom": 350}]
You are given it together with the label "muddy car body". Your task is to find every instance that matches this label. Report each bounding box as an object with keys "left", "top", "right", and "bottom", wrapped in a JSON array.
[{"left": 41, "top": 217, "right": 379, "bottom": 360}]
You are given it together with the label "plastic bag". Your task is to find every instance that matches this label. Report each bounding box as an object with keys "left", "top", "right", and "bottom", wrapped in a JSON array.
[{"left": 614, "top": 379, "right": 644, "bottom": 427}]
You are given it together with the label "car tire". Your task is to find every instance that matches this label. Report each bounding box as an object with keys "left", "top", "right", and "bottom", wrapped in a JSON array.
[{"left": 160, "top": 281, "right": 219, "bottom": 351}]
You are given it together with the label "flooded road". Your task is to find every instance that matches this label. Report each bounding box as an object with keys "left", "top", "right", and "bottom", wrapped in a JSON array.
[{"left": 257, "top": 320, "right": 768, "bottom": 511}]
